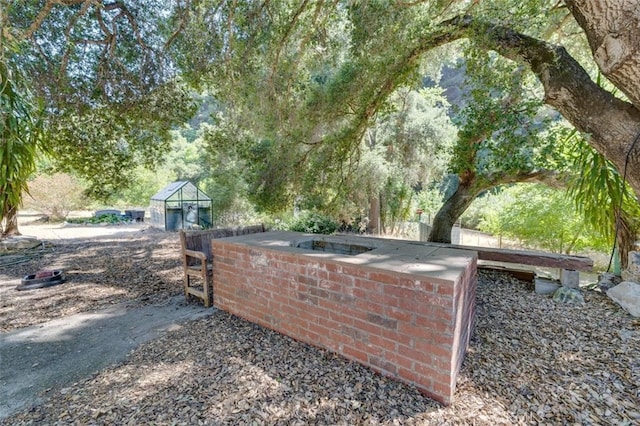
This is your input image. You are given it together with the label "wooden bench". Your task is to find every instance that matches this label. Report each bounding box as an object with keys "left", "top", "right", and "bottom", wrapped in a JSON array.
[
  {"left": 406, "top": 241, "right": 594, "bottom": 284},
  {"left": 179, "top": 224, "right": 266, "bottom": 307}
]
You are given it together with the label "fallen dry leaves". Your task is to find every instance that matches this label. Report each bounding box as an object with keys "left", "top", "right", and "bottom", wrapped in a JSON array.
[{"left": 1, "top": 230, "right": 639, "bottom": 425}]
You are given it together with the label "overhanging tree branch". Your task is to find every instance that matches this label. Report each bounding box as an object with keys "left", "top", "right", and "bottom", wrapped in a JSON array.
[{"left": 413, "top": 14, "right": 640, "bottom": 199}]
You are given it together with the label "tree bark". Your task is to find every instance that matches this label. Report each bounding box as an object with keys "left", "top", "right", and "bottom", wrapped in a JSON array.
[
  {"left": 428, "top": 176, "right": 482, "bottom": 243},
  {"left": 436, "top": 15, "right": 640, "bottom": 200},
  {"left": 565, "top": 0, "right": 640, "bottom": 111},
  {"left": 428, "top": 169, "right": 566, "bottom": 243},
  {"left": 1, "top": 205, "right": 21, "bottom": 238}
]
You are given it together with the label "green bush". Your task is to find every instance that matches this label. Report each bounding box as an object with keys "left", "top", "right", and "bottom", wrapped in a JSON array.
[
  {"left": 282, "top": 211, "right": 338, "bottom": 235},
  {"left": 477, "top": 184, "right": 609, "bottom": 254},
  {"left": 66, "top": 213, "right": 126, "bottom": 225}
]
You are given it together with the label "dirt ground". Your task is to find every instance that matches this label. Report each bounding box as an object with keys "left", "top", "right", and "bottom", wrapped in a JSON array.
[{"left": 0, "top": 214, "right": 639, "bottom": 425}]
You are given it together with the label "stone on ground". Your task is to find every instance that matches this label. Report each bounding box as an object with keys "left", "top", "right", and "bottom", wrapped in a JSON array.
[
  {"left": 607, "top": 281, "right": 640, "bottom": 317},
  {"left": 552, "top": 287, "right": 584, "bottom": 304}
]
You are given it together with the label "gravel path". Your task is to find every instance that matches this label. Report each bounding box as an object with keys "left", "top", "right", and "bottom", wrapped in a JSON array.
[{"left": 0, "top": 227, "right": 639, "bottom": 425}]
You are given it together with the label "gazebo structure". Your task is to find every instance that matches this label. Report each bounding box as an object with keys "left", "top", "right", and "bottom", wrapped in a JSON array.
[{"left": 149, "top": 181, "right": 213, "bottom": 231}]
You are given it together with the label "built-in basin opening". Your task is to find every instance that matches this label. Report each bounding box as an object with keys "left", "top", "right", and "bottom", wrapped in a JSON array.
[{"left": 295, "top": 239, "right": 374, "bottom": 256}]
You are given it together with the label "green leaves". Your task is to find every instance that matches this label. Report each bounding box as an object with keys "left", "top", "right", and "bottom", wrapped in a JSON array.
[
  {"left": 0, "top": 51, "right": 43, "bottom": 233},
  {"left": 567, "top": 137, "right": 640, "bottom": 246},
  {"left": 2, "top": 2, "right": 197, "bottom": 203},
  {"left": 45, "top": 81, "right": 195, "bottom": 201},
  {"left": 477, "top": 184, "right": 608, "bottom": 254}
]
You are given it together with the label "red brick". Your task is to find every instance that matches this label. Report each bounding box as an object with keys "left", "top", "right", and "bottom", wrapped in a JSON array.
[
  {"left": 413, "top": 361, "right": 447, "bottom": 382},
  {"left": 347, "top": 265, "right": 370, "bottom": 279},
  {"left": 433, "top": 320, "right": 455, "bottom": 335},
  {"left": 216, "top": 256, "right": 236, "bottom": 266},
  {"left": 286, "top": 316, "right": 310, "bottom": 332},
  {"left": 309, "top": 287, "right": 330, "bottom": 299},
  {"left": 337, "top": 291, "right": 359, "bottom": 305},
  {"left": 353, "top": 340, "right": 384, "bottom": 358},
  {"left": 318, "top": 279, "right": 343, "bottom": 293},
  {"left": 324, "top": 263, "right": 344, "bottom": 274},
  {"left": 396, "top": 297, "right": 423, "bottom": 313},
  {"left": 436, "top": 283, "right": 454, "bottom": 296},
  {"left": 354, "top": 299, "right": 385, "bottom": 317},
  {"left": 254, "top": 288, "right": 273, "bottom": 300},
  {"left": 351, "top": 318, "right": 385, "bottom": 337},
  {"left": 432, "top": 356, "right": 453, "bottom": 372},
  {"left": 368, "top": 355, "right": 398, "bottom": 375},
  {"left": 382, "top": 350, "right": 415, "bottom": 371},
  {"left": 430, "top": 332, "right": 455, "bottom": 346},
  {"left": 329, "top": 329, "right": 355, "bottom": 346},
  {"left": 432, "top": 380, "right": 453, "bottom": 401},
  {"left": 381, "top": 328, "right": 411, "bottom": 347},
  {"left": 366, "top": 291, "right": 399, "bottom": 308},
  {"left": 317, "top": 297, "right": 343, "bottom": 313},
  {"left": 327, "top": 271, "right": 355, "bottom": 287},
  {"left": 368, "top": 334, "right": 397, "bottom": 352},
  {"left": 312, "top": 269, "right": 329, "bottom": 281},
  {"left": 418, "top": 291, "right": 453, "bottom": 308},
  {"left": 397, "top": 344, "right": 428, "bottom": 364},
  {"left": 341, "top": 345, "right": 368, "bottom": 363},
  {"left": 398, "top": 367, "right": 432, "bottom": 389},
  {"left": 297, "top": 274, "right": 318, "bottom": 287},
  {"left": 305, "top": 319, "right": 331, "bottom": 336},
  {"left": 318, "top": 316, "right": 340, "bottom": 331},
  {"left": 352, "top": 287, "right": 368, "bottom": 300},
  {"left": 368, "top": 271, "right": 399, "bottom": 285},
  {"left": 296, "top": 292, "right": 318, "bottom": 305},
  {"left": 365, "top": 312, "right": 398, "bottom": 330},
  {"left": 270, "top": 293, "right": 291, "bottom": 307},
  {"left": 413, "top": 340, "right": 452, "bottom": 360},
  {"left": 328, "top": 308, "right": 357, "bottom": 326},
  {"left": 414, "top": 307, "right": 453, "bottom": 326},
  {"left": 416, "top": 385, "right": 449, "bottom": 406},
  {"left": 307, "top": 303, "right": 332, "bottom": 320},
  {"left": 385, "top": 306, "right": 412, "bottom": 322},
  {"left": 397, "top": 322, "right": 430, "bottom": 339},
  {"left": 398, "top": 276, "right": 435, "bottom": 293},
  {"left": 338, "top": 324, "right": 369, "bottom": 342},
  {"left": 279, "top": 303, "right": 301, "bottom": 318},
  {"left": 355, "top": 278, "right": 384, "bottom": 293}
]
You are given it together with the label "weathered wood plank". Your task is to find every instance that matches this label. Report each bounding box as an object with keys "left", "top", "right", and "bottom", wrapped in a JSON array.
[
  {"left": 179, "top": 224, "right": 266, "bottom": 307},
  {"left": 183, "top": 224, "right": 266, "bottom": 262},
  {"left": 410, "top": 241, "right": 594, "bottom": 271}
]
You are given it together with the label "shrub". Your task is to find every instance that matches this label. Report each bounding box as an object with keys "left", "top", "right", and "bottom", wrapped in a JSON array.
[
  {"left": 65, "top": 213, "right": 127, "bottom": 225},
  {"left": 24, "top": 173, "right": 88, "bottom": 221},
  {"left": 477, "top": 184, "right": 609, "bottom": 254},
  {"left": 283, "top": 211, "right": 339, "bottom": 235}
]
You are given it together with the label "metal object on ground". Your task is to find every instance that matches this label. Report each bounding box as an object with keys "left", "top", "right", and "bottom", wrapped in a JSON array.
[{"left": 16, "top": 270, "right": 65, "bottom": 291}]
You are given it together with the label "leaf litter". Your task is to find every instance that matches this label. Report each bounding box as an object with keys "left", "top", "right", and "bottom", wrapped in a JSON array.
[{"left": 1, "top": 230, "right": 639, "bottom": 425}]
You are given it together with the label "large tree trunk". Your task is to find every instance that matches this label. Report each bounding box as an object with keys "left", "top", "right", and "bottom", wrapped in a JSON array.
[
  {"left": 566, "top": 0, "right": 640, "bottom": 111},
  {"left": 1, "top": 205, "right": 21, "bottom": 238},
  {"left": 428, "top": 170, "right": 566, "bottom": 244},
  {"left": 437, "top": 15, "right": 640, "bottom": 200},
  {"left": 428, "top": 176, "right": 482, "bottom": 243}
]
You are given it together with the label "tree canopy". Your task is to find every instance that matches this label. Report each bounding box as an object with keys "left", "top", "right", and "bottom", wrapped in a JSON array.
[
  {"left": 4, "top": 0, "right": 640, "bottom": 251},
  {"left": 166, "top": 0, "right": 640, "bottom": 248},
  {"left": 4, "top": 0, "right": 195, "bottom": 200}
]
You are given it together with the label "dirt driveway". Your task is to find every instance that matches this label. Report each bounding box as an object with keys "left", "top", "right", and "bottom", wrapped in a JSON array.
[
  {"left": 1, "top": 213, "right": 214, "bottom": 420},
  {"left": 15, "top": 211, "right": 150, "bottom": 241}
]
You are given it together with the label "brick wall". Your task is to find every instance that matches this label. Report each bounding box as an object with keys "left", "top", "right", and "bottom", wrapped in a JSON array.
[{"left": 212, "top": 240, "right": 477, "bottom": 405}]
